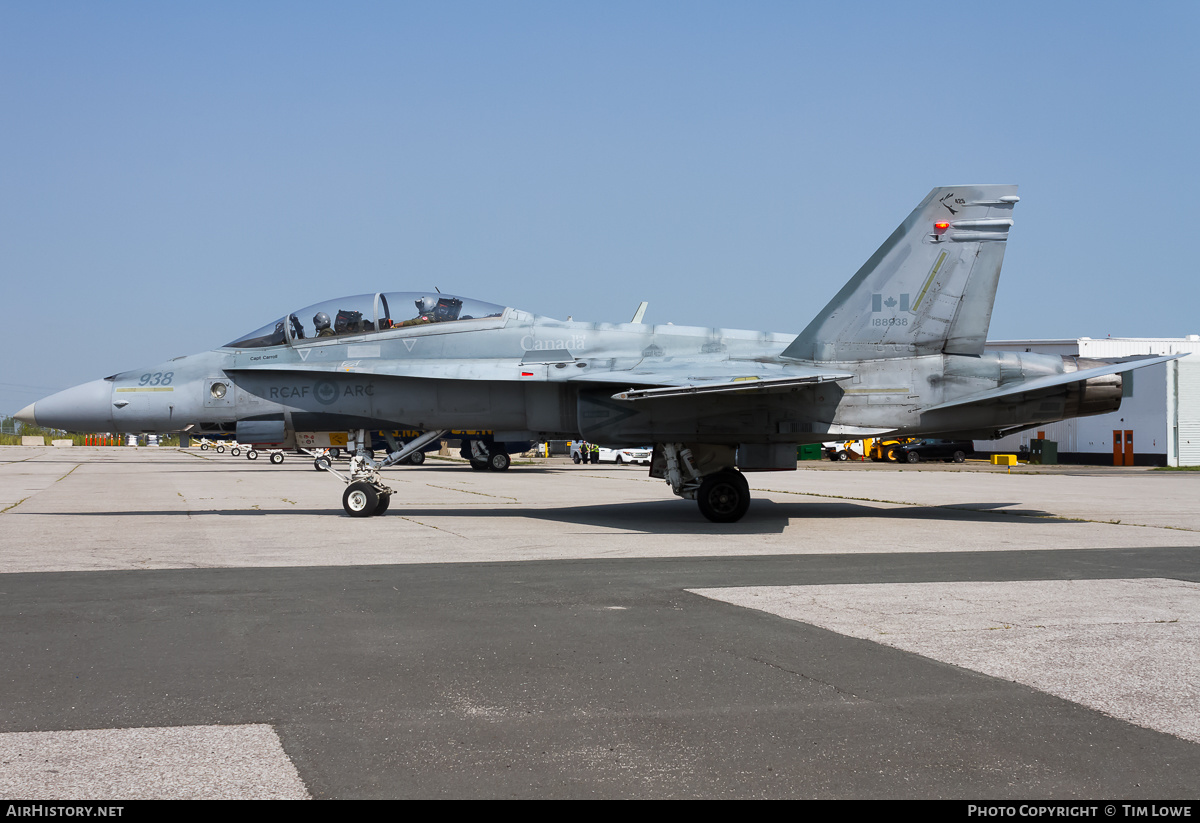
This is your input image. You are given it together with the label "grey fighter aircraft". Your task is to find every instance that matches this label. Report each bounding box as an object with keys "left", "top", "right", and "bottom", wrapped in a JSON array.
[{"left": 17, "top": 185, "right": 1181, "bottom": 521}]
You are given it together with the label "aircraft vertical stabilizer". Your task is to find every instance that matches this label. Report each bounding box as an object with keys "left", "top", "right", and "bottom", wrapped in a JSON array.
[{"left": 782, "top": 185, "right": 1019, "bottom": 362}]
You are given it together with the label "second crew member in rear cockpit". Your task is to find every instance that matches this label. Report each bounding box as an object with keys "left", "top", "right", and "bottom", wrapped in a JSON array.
[{"left": 398, "top": 296, "right": 437, "bottom": 327}]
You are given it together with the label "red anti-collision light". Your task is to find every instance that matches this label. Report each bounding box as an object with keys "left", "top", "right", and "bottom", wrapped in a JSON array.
[{"left": 934, "top": 222, "right": 950, "bottom": 233}]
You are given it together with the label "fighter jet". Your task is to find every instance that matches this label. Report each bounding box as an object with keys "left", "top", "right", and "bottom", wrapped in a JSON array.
[{"left": 17, "top": 185, "right": 1181, "bottom": 521}]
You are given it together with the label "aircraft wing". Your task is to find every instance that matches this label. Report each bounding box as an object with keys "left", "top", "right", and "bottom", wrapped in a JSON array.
[
  {"left": 226, "top": 358, "right": 854, "bottom": 393},
  {"left": 608, "top": 373, "right": 852, "bottom": 401},
  {"left": 921, "top": 354, "right": 1185, "bottom": 412}
]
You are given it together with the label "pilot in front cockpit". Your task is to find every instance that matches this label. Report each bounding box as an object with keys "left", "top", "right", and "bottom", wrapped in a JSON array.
[{"left": 314, "top": 312, "right": 335, "bottom": 337}]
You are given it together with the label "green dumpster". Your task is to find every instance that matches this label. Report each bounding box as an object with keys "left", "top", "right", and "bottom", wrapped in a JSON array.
[{"left": 797, "top": 444, "right": 823, "bottom": 461}]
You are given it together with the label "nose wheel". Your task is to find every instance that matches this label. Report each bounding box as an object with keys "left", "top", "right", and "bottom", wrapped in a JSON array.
[{"left": 343, "top": 481, "right": 391, "bottom": 517}]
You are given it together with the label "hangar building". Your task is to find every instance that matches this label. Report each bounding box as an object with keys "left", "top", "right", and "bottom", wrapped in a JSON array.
[{"left": 981, "top": 337, "right": 1200, "bottom": 466}]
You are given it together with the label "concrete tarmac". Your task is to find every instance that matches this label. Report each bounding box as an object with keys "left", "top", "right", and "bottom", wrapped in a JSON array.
[{"left": 1, "top": 446, "right": 1198, "bottom": 798}]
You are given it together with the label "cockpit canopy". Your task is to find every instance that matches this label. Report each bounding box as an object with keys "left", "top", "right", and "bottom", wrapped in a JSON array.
[{"left": 225, "top": 292, "right": 508, "bottom": 348}]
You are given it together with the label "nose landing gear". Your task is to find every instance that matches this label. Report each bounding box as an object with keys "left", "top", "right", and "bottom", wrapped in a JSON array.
[{"left": 304, "top": 428, "right": 446, "bottom": 517}]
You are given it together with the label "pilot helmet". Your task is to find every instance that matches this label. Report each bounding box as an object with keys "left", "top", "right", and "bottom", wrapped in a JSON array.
[
  {"left": 416, "top": 296, "right": 437, "bottom": 314},
  {"left": 314, "top": 311, "right": 331, "bottom": 330}
]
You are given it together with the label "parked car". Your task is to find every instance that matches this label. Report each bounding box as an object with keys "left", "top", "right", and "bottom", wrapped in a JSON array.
[
  {"left": 571, "top": 444, "right": 652, "bottom": 465},
  {"left": 892, "top": 439, "right": 974, "bottom": 464},
  {"left": 600, "top": 447, "right": 652, "bottom": 465}
]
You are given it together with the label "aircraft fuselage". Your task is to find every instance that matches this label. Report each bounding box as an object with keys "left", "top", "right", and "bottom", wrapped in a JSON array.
[{"left": 32, "top": 313, "right": 1119, "bottom": 447}]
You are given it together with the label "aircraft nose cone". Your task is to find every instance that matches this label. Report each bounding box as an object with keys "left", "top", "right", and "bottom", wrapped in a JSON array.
[{"left": 22, "top": 379, "right": 114, "bottom": 432}]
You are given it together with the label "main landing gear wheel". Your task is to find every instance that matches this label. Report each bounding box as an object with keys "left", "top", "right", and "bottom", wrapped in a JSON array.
[
  {"left": 470, "top": 459, "right": 489, "bottom": 471},
  {"left": 489, "top": 452, "right": 511, "bottom": 471},
  {"left": 374, "top": 492, "right": 391, "bottom": 515},
  {"left": 314, "top": 456, "right": 331, "bottom": 471},
  {"left": 697, "top": 470, "right": 751, "bottom": 524},
  {"left": 246, "top": 449, "right": 258, "bottom": 460},
  {"left": 343, "top": 481, "right": 379, "bottom": 517},
  {"left": 270, "top": 452, "right": 284, "bottom": 465},
  {"left": 408, "top": 450, "right": 425, "bottom": 465}
]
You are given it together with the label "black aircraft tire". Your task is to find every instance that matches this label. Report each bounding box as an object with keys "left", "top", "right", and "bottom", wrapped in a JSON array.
[
  {"left": 489, "top": 452, "right": 511, "bottom": 471},
  {"left": 270, "top": 452, "right": 284, "bottom": 465},
  {"left": 410, "top": 450, "right": 425, "bottom": 465},
  {"left": 697, "top": 470, "right": 750, "bottom": 524},
  {"left": 343, "top": 482, "right": 378, "bottom": 517},
  {"left": 314, "top": 457, "right": 331, "bottom": 472},
  {"left": 906, "top": 451, "right": 920, "bottom": 464},
  {"left": 374, "top": 493, "right": 391, "bottom": 516},
  {"left": 470, "top": 459, "right": 489, "bottom": 471}
]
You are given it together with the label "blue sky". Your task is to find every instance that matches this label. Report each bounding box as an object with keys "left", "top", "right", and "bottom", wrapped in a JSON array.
[{"left": 2, "top": 1, "right": 1197, "bottom": 414}]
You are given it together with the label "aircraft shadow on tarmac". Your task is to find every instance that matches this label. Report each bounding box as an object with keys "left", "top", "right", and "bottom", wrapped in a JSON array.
[{"left": 29, "top": 498, "right": 1065, "bottom": 535}]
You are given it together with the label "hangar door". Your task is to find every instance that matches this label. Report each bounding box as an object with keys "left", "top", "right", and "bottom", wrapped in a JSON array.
[{"left": 1177, "top": 358, "right": 1200, "bottom": 466}]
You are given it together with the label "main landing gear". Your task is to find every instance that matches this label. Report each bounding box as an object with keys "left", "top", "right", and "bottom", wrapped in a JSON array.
[
  {"left": 303, "top": 428, "right": 447, "bottom": 517},
  {"left": 656, "top": 443, "right": 752, "bottom": 523},
  {"left": 465, "top": 440, "right": 511, "bottom": 472}
]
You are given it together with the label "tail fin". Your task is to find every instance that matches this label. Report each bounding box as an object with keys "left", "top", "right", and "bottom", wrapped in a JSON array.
[{"left": 782, "top": 185, "right": 1019, "bottom": 362}]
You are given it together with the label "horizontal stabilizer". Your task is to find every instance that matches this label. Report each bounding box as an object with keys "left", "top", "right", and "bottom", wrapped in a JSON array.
[{"left": 922, "top": 354, "right": 1185, "bottom": 412}]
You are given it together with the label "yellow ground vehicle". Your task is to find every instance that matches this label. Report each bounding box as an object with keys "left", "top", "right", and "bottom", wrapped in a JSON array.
[{"left": 867, "top": 437, "right": 918, "bottom": 462}]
